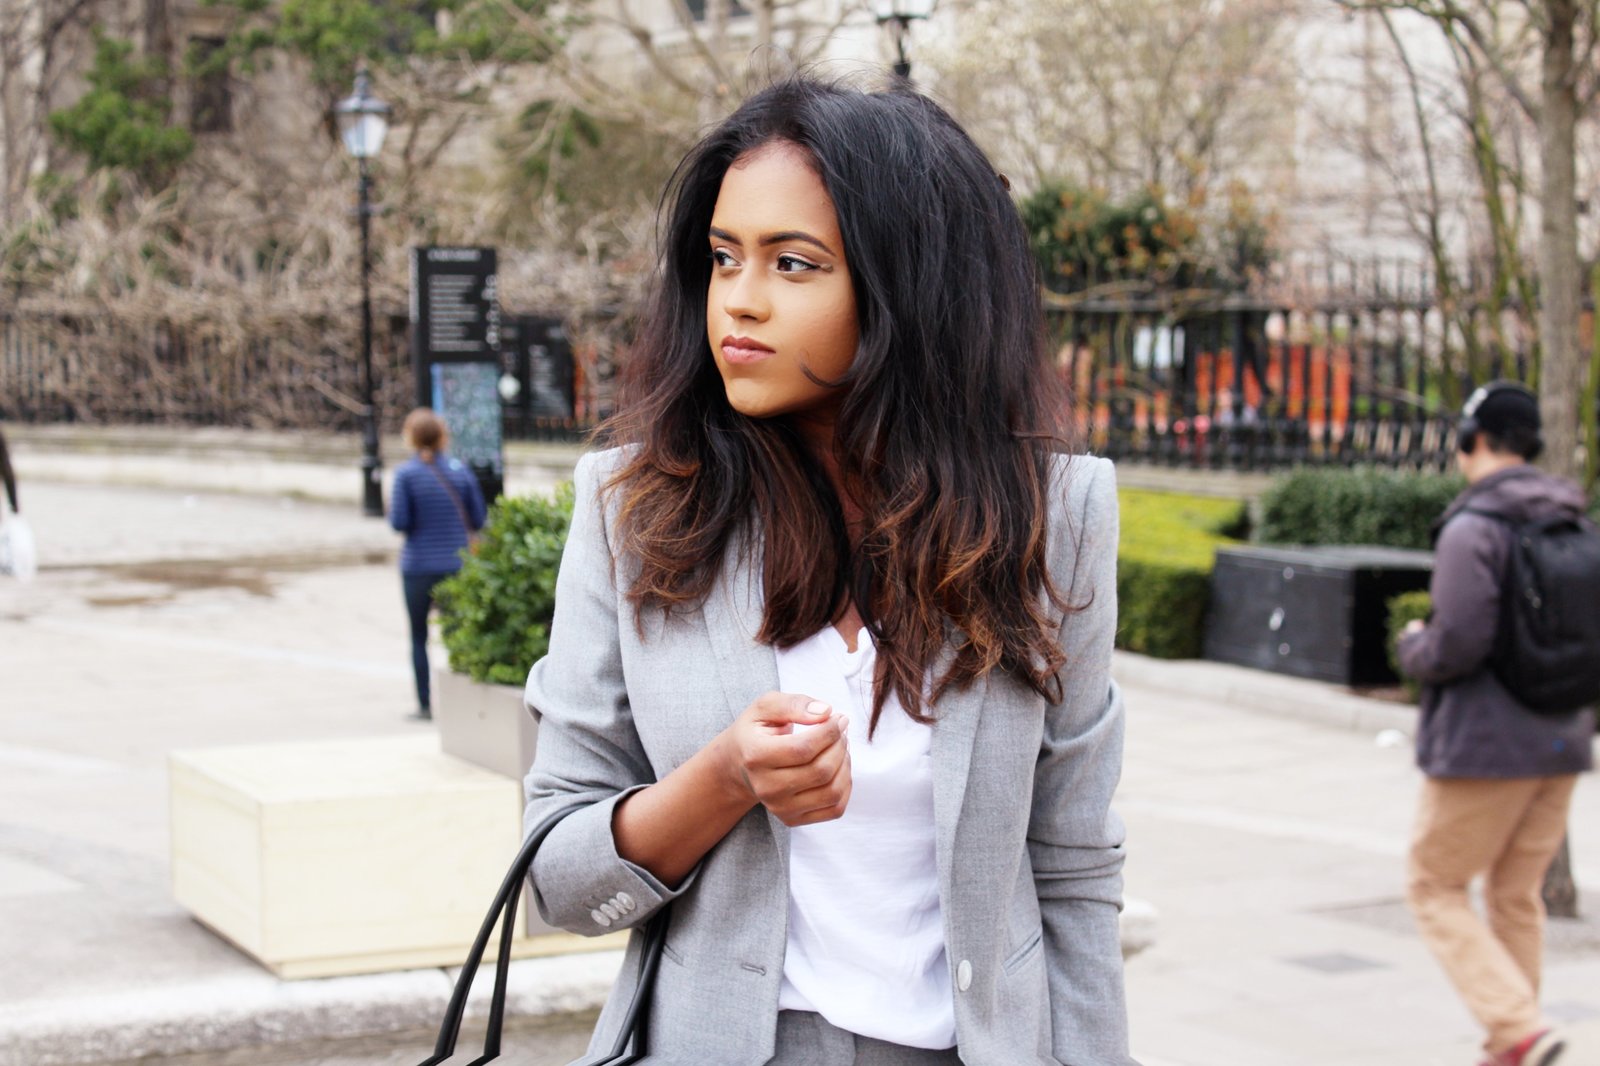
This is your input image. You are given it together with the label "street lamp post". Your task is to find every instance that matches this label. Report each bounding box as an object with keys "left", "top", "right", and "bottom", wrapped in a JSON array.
[
  {"left": 335, "top": 67, "right": 391, "bottom": 518},
  {"left": 870, "top": 0, "right": 938, "bottom": 82}
]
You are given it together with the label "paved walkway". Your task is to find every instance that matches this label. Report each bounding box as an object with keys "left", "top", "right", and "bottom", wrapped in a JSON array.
[{"left": 0, "top": 441, "right": 1597, "bottom": 1066}]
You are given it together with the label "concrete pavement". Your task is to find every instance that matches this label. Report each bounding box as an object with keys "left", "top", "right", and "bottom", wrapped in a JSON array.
[{"left": 1, "top": 436, "right": 1598, "bottom": 1066}]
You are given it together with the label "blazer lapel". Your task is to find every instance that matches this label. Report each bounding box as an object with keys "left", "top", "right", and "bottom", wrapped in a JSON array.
[
  {"left": 930, "top": 647, "right": 986, "bottom": 894},
  {"left": 702, "top": 529, "right": 790, "bottom": 873},
  {"left": 704, "top": 528, "right": 780, "bottom": 714}
]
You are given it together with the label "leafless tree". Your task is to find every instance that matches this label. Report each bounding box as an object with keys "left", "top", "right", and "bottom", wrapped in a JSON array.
[
  {"left": 1338, "top": 0, "right": 1600, "bottom": 489},
  {"left": 0, "top": 0, "right": 117, "bottom": 226},
  {"left": 927, "top": 0, "right": 1298, "bottom": 199}
]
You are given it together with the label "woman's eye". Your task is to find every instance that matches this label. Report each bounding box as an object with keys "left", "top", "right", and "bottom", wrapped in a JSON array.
[
  {"left": 710, "top": 249, "right": 738, "bottom": 268},
  {"left": 776, "top": 254, "right": 819, "bottom": 273}
]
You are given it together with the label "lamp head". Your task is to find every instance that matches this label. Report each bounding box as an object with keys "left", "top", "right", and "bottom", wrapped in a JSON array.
[
  {"left": 335, "top": 67, "right": 391, "bottom": 160},
  {"left": 869, "top": 0, "right": 937, "bottom": 21}
]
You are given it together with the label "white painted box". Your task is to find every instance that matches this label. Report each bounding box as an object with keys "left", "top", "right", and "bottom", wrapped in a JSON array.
[{"left": 169, "top": 734, "right": 620, "bottom": 979}]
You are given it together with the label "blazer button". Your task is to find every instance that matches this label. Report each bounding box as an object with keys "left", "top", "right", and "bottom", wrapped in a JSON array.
[
  {"left": 590, "top": 908, "right": 613, "bottom": 928},
  {"left": 616, "top": 892, "right": 635, "bottom": 913},
  {"left": 956, "top": 960, "right": 972, "bottom": 992},
  {"left": 600, "top": 901, "right": 621, "bottom": 920}
]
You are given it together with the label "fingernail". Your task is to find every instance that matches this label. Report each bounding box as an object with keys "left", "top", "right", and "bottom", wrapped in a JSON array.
[
  {"left": 807, "top": 700, "right": 829, "bottom": 717},
  {"left": 837, "top": 715, "right": 849, "bottom": 733}
]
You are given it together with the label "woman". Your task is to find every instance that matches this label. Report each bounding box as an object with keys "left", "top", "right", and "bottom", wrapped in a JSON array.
[
  {"left": 389, "top": 407, "right": 486, "bottom": 719},
  {"left": 523, "top": 77, "right": 1130, "bottom": 1064}
]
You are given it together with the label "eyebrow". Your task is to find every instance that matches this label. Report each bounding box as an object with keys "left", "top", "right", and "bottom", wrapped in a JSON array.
[{"left": 708, "top": 226, "right": 836, "bottom": 256}]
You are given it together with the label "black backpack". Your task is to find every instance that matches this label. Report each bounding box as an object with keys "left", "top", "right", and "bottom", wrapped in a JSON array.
[{"left": 1461, "top": 508, "right": 1600, "bottom": 714}]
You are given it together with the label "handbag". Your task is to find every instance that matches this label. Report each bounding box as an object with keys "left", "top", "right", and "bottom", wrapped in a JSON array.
[
  {"left": 0, "top": 514, "right": 35, "bottom": 582},
  {"left": 416, "top": 803, "right": 668, "bottom": 1065}
]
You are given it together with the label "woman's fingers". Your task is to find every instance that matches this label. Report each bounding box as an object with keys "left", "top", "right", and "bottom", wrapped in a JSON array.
[
  {"left": 725, "top": 691, "right": 853, "bottom": 824},
  {"left": 774, "top": 747, "right": 853, "bottom": 827},
  {"left": 743, "top": 692, "right": 846, "bottom": 771},
  {"left": 752, "top": 713, "right": 848, "bottom": 771},
  {"left": 747, "top": 732, "right": 849, "bottom": 804}
]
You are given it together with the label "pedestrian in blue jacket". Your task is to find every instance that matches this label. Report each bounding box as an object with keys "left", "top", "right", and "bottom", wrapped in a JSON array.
[{"left": 389, "top": 407, "right": 486, "bottom": 719}]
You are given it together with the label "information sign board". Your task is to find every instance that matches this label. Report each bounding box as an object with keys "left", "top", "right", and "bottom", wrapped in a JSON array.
[
  {"left": 503, "top": 314, "right": 575, "bottom": 420},
  {"left": 411, "top": 246, "right": 502, "bottom": 501}
]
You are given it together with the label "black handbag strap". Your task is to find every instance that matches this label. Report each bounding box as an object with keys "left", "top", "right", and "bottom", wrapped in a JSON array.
[
  {"left": 417, "top": 803, "right": 667, "bottom": 1065},
  {"left": 423, "top": 457, "right": 477, "bottom": 541}
]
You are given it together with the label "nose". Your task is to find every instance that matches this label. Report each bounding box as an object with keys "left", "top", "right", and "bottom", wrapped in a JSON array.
[{"left": 721, "top": 268, "right": 768, "bottom": 324}]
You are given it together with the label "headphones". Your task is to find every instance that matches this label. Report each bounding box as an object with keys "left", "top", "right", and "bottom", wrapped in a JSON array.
[{"left": 1456, "top": 381, "right": 1542, "bottom": 458}]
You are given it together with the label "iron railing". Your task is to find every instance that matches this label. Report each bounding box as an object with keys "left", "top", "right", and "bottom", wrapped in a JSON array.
[
  {"left": 0, "top": 280, "right": 1540, "bottom": 466},
  {"left": 1047, "top": 289, "right": 1493, "bottom": 471}
]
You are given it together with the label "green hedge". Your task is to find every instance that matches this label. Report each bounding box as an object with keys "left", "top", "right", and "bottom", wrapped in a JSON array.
[
  {"left": 1385, "top": 590, "right": 1432, "bottom": 702},
  {"left": 1258, "top": 467, "right": 1463, "bottom": 549},
  {"left": 435, "top": 482, "right": 575, "bottom": 686},
  {"left": 1117, "top": 490, "right": 1247, "bottom": 659}
]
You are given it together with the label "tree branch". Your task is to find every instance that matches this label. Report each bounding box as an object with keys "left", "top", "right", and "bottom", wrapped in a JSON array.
[{"left": 1333, "top": 0, "right": 1541, "bottom": 117}]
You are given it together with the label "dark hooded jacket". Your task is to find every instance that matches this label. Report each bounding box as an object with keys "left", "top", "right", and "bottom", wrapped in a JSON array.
[{"left": 1398, "top": 465, "right": 1596, "bottom": 778}]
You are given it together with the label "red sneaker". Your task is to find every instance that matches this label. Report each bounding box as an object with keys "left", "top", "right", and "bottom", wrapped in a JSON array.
[{"left": 1482, "top": 1029, "right": 1567, "bottom": 1066}]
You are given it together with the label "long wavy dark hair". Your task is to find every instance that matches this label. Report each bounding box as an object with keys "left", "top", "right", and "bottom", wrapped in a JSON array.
[{"left": 602, "top": 76, "right": 1077, "bottom": 731}]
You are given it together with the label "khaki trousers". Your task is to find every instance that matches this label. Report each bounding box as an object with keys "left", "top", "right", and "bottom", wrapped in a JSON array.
[{"left": 1407, "top": 774, "right": 1579, "bottom": 1054}]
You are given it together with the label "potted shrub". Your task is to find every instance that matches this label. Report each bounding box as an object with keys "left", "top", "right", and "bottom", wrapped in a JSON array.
[{"left": 433, "top": 482, "right": 574, "bottom": 780}]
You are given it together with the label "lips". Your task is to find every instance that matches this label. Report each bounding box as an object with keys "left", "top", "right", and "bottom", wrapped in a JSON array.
[{"left": 721, "top": 335, "right": 775, "bottom": 365}]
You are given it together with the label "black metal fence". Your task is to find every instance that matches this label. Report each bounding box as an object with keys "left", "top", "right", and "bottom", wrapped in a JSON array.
[
  {"left": 0, "top": 281, "right": 1537, "bottom": 467},
  {"left": 0, "top": 310, "right": 415, "bottom": 432},
  {"left": 0, "top": 309, "right": 609, "bottom": 442},
  {"left": 1047, "top": 289, "right": 1486, "bottom": 471}
]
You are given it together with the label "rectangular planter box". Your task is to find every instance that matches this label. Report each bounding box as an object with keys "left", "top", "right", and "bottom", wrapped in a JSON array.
[
  {"left": 169, "top": 734, "right": 618, "bottom": 978},
  {"left": 433, "top": 667, "right": 539, "bottom": 782},
  {"left": 1203, "top": 544, "right": 1433, "bottom": 685},
  {"left": 431, "top": 667, "right": 560, "bottom": 938}
]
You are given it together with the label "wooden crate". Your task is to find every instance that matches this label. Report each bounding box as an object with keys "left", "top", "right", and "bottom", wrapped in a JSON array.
[{"left": 169, "top": 734, "right": 621, "bottom": 979}]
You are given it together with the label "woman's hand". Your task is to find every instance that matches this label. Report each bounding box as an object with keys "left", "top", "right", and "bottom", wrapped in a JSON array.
[
  {"left": 718, "top": 692, "right": 853, "bottom": 827},
  {"left": 612, "top": 692, "right": 852, "bottom": 887}
]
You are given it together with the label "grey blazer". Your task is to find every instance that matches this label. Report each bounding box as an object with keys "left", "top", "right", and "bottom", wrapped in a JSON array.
[{"left": 523, "top": 447, "right": 1132, "bottom": 1065}]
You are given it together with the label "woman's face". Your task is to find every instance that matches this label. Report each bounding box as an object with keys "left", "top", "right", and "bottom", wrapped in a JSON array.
[{"left": 705, "top": 141, "right": 859, "bottom": 439}]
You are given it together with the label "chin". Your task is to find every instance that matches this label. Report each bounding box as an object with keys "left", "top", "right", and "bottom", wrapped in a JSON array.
[{"left": 721, "top": 383, "right": 785, "bottom": 421}]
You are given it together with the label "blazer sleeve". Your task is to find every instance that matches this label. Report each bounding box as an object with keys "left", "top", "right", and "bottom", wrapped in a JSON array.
[
  {"left": 521, "top": 450, "right": 697, "bottom": 935},
  {"left": 1031, "top": 456, "right": 1133, "bottom": 1065}
]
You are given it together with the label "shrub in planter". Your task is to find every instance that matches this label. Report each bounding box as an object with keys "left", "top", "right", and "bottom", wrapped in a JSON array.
[
  {"left": 1118, "top": 490, "right": 1246, "bottom": 659},
  {"left": 1258, "top": 467, "right": 1463, "bottom": 550},
  {"left": 435, "top": 482, "right": 575, "bottom": 686},
  {"left": 1385, "top": 589, "right": 1433, "bottom": 702}
]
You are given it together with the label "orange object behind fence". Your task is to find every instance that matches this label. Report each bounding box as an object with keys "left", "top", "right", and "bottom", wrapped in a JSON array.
[{"left": 1066, "top": 342, "right": 1353, "bottom": 445}]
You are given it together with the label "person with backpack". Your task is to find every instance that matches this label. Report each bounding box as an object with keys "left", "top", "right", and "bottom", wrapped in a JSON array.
[
  {"left": 389, "top": 407, "right": 487, "bottom": 720},
  {"left": 1398, "top": 380, "right": 1596, "bottom": 1066}
]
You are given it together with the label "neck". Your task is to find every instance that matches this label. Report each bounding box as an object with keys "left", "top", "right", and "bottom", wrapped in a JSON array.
[
  {"left": 1464, "top": 452, "right": 1526, "bottom": 484},
  {"left": 791, "top": 418, "right": 864, "bottom": 534}
]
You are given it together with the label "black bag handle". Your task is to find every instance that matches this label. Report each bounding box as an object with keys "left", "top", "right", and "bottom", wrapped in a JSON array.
[
  {"left": 417, "top": 803, "right": 667, "bottom": 1066},
  {"left": 422, "top": 457, "right": 479, "bottom": 543}
]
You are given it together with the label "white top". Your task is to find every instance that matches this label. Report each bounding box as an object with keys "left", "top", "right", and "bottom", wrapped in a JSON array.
[{"left": 774, "top": 625, "right": 955, "bottom": 1049}]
